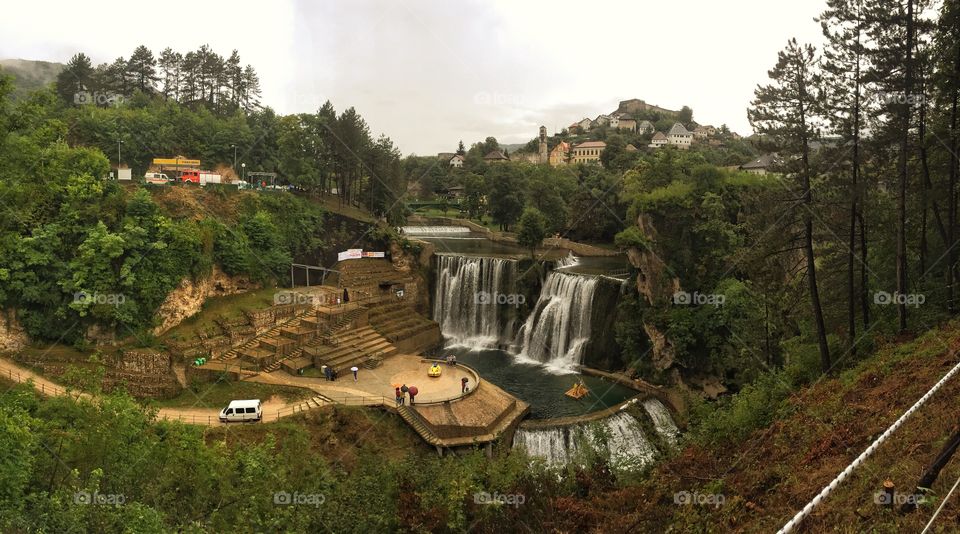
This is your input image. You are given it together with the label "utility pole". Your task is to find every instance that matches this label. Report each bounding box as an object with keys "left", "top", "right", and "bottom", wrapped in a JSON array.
[
  {"left": 232, "top": 144, "right": 237, "bottom": 170},
  {"left": 117, "top": 139, "right": 123, "bottom": 168}
]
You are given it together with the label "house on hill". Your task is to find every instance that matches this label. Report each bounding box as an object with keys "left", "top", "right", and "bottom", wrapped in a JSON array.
[
  {"left": 569, "top": 117, "right": 593, "bottom": 132},
  {"left": 571, "top": 141, "right": 606, "bottom": 164},
  {"left": 483, "top": 150, "right": 510, "bottom": 163},
  {"left": 549, "top": 141, "right": 571, "bottom": 166},
  {"left": 667, "top": 123, "right": 693, "bottom": 149},
  {"left": 610, "top": 113, "right": 637, "bottom": 132},
  {"left": 693, "top": 125, "right": 717, "bottom": 140},
  {"left": 637, "top": 120, "right": 656, "bottom": 134},
  {"left": 648, "top": 132, "right": 669, "bottom": 149},
  {"left": 449, "top": 154, "right": 465, "bottom": 168},
  {"left": 592, "top": 114, "right": 612, "bottom": 128},
  {"left": 738, "top": 154, "right": 776, "bottom": 175}
]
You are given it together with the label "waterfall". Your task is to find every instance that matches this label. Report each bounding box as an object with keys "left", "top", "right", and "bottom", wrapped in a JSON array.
[
  {"left": 513, "top": 272, "right": 597, "bottom": 371},
  {"left": 402, "top": 226, "right": 470, "bottom": 235},
  {"left": 643, "top": 398, "right": 680, "bottom": 446},
  {"left": 554, "top": 252, "right": 579, "bottom": 269},
  {"left": 513, "top": 411, "right": 664, "bottom": 469},
  {"left": 433, "top": 254, "right": 517, "bottom": 347}
]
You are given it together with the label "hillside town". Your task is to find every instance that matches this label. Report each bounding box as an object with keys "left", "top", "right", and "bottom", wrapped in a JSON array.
[{"left": 437, "top": 98, "right": 748, "bottom": 169}]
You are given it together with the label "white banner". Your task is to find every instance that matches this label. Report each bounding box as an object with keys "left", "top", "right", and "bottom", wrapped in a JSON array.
[{"left": 337, "top": 248, "right": 363, "bottom": 262}]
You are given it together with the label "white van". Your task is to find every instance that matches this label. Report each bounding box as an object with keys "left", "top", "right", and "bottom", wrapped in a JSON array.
[
  {"left": 219, "top": 399, "right": 262, "bottom": 423},
  {"left": 144, "top": 172, "right": 170, "bottom": 184}
]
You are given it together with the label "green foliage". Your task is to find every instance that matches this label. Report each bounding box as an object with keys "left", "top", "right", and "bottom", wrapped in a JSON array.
[
  {"left": 516, "top": 207, "right": 548, "bottom": 254},
  {"left": 688, "top": 372, "right": 794, "bottom": 447}
]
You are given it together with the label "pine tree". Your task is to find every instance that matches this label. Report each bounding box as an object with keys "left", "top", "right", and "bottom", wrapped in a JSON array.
[
  {"left": 819, "top": 0, "right": 871, "bottom": 353},
  {"left": 749, "top": 39, "right": 832, "bottom": 373},
  {"left": 127, "top": 45, "right": 158, "bottom": 93},
  {"left": 55, "top": 53, "right": 94, "bottom": 104}
]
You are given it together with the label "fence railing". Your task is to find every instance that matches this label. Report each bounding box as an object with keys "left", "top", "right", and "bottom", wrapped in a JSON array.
[{"left": 4, "top": 367, "right": 74, "bottom": 397}]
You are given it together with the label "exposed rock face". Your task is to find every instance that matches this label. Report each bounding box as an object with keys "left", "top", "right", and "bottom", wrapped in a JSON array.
[
  {"left": 0, "top": 309, "right": 28, "bottom": 353},
  {"left": 626, "top": 214, "right": 681, "bottom": 372},
  {"left": 153, "top": 266, "right": 258, "bottom": 336},
  {"left": 643, "top": 322, "right": 677, "bottom": 371},
  {"left": 628, "top": 214, "right": 680, "bottom": 306}
]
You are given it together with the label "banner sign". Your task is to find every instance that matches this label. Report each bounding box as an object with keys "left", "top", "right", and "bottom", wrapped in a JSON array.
[
  {"left": 362, "top": 251, "right": 385, "bottom": 258},
  {"left": 337, "top": 248, "right": 363, "bottom": 262}
]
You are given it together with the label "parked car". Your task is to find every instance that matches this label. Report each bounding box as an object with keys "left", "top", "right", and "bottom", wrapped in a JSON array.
[{"left": 219, "top": 399, "right": 262, "bottom": 423}]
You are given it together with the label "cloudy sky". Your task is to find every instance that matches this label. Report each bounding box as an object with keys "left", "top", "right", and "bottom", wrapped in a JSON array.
[{"left": 1, "top": 0, "right": 827, "bottom": 155}]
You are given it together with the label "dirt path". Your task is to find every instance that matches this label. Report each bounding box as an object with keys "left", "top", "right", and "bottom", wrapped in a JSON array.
[{"left": 0, "top": 356, "right": 321, "bottom": 426}]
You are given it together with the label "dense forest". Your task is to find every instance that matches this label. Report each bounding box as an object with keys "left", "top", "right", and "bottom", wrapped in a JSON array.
[{"left": 0, "top": 45, "right": 410, "bottom": 345}]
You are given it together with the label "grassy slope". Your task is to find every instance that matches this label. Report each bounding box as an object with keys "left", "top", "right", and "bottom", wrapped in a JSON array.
[{"left": 571, "top": 320, "right": 960, "bottom": 533}]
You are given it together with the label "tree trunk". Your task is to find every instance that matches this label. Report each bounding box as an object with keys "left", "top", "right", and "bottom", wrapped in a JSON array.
[{"left": 896, "top": 0, "right": 916, "bottom": 333}]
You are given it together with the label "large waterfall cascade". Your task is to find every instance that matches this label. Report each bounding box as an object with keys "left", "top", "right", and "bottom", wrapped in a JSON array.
[
  {"left": 513, "top": 409, "right": 672, "bottom": 468},
  {"left": 433, "top": 254, "right": 518, "bottom": 347},
  {"left": 513, "top": 270, "right": 599, "bottom": 371}
]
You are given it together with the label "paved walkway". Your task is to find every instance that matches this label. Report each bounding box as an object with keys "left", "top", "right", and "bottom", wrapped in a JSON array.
[{"left": 249, "top": 353, "right": 474, "bottom": 404}]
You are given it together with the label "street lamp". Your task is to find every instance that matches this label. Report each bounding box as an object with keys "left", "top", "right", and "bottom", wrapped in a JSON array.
[
  {"left": 241, "top": 162, "right": 246, "bottom": 184},
  {"left": 231, "top": 144, "right": 237, "bottom": 171},
  {"left": 117, "top": 139, "right": 123, "bottom": 168}
]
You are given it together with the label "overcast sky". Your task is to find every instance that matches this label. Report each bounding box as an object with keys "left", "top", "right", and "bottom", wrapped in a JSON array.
[{"left": 1, "top": 0, "right": 828, "bottom": 155}]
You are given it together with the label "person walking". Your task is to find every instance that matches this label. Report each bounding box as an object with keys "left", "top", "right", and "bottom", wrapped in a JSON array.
[
  {"left": 351, "top": 366, "right": 359, "bottom": 381},
  {"left": 395, "top": 386, "right": 403, "bottom": 406},
  {"left": 461, "top": 377, "right": 469, "bottom": 393},
  {"left": 322, "top": 365, "right": 330, "bottom": 381},
  {"left": 407, "top": 385, "right": 418, "bottom": 405}
]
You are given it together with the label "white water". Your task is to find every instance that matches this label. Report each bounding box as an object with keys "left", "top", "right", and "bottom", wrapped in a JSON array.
[
  {"left": 402, "top": 225, "right": 470, "bottom": 235},
  {"left": 513, "top": 272, "right": 598, "bottom": 372},
  {"left": 643, "top": 398, "right": 680, "bottom": 447},
  {"left": 513, "top": 411, "right": 661, "bottom": 469},
  {"left": 433, "top": 254, "right": 518, "bottom": 347},
  {"left": 555, "top": 252, "right": 579, "bottom": 269}
]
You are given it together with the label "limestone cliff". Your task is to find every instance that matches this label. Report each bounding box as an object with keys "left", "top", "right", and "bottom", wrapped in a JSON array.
[{"left": 152, "top": 266, "right": 258, "bottom": 336}]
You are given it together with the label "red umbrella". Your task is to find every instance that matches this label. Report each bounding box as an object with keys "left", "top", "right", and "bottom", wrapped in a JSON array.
[{"left": 407, "top": 386, "right": 418, "bottom": 396}]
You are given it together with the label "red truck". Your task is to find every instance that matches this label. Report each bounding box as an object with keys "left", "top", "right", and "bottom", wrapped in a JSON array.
[{"left": 180, "top": 170, "right": 222, "bottom": 185}]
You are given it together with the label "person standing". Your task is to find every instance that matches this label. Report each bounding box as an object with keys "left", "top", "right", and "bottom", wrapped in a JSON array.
[
  {"left": 395, "top": 386, "right": 403, "bottom": 406},
  {"left": 351, "top": 366, "right": 359, "bottom": 381},
  {"left": 407, "top": 385, "right": 418, "bottom": 405},
  {"left": 461, "top": 377, "right": 469, "bottom": 393}
]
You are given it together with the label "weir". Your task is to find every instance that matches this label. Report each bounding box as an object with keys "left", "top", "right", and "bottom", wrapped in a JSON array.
[
  {"left": 402, "top": 225, "right": 471, "bottom": 235},
  {"left": 513, "top": 398, "right": 679, "bottom": 467}
]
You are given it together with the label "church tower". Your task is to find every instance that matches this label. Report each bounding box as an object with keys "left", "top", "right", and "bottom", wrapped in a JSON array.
[{"left": 538, "top": 125, "right": 548, "bottom": 164}]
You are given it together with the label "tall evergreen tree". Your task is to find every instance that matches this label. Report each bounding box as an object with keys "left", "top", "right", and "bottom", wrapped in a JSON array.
[{"left": 749, "top": 39, "right": 832, "bottom": 373}]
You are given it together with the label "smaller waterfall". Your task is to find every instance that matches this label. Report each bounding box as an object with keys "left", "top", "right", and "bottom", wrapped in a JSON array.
[
  {"left": 554, "top": 252, "right": 579, "bottom": 269},
  {"left": 402, "top": 226, "right": 470, "bottom": 235},
  {"left": 513, "top": 272, "right": 598, "bottom": 371},
  {"left": 513, "top": 411, "right": 664, "bottom": 469},
  {"left": 434, "top": 254, "right": 518, "bottom": 347},
  {"left": 643, "top": 398, "right": 680, "bottom": 447}
]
